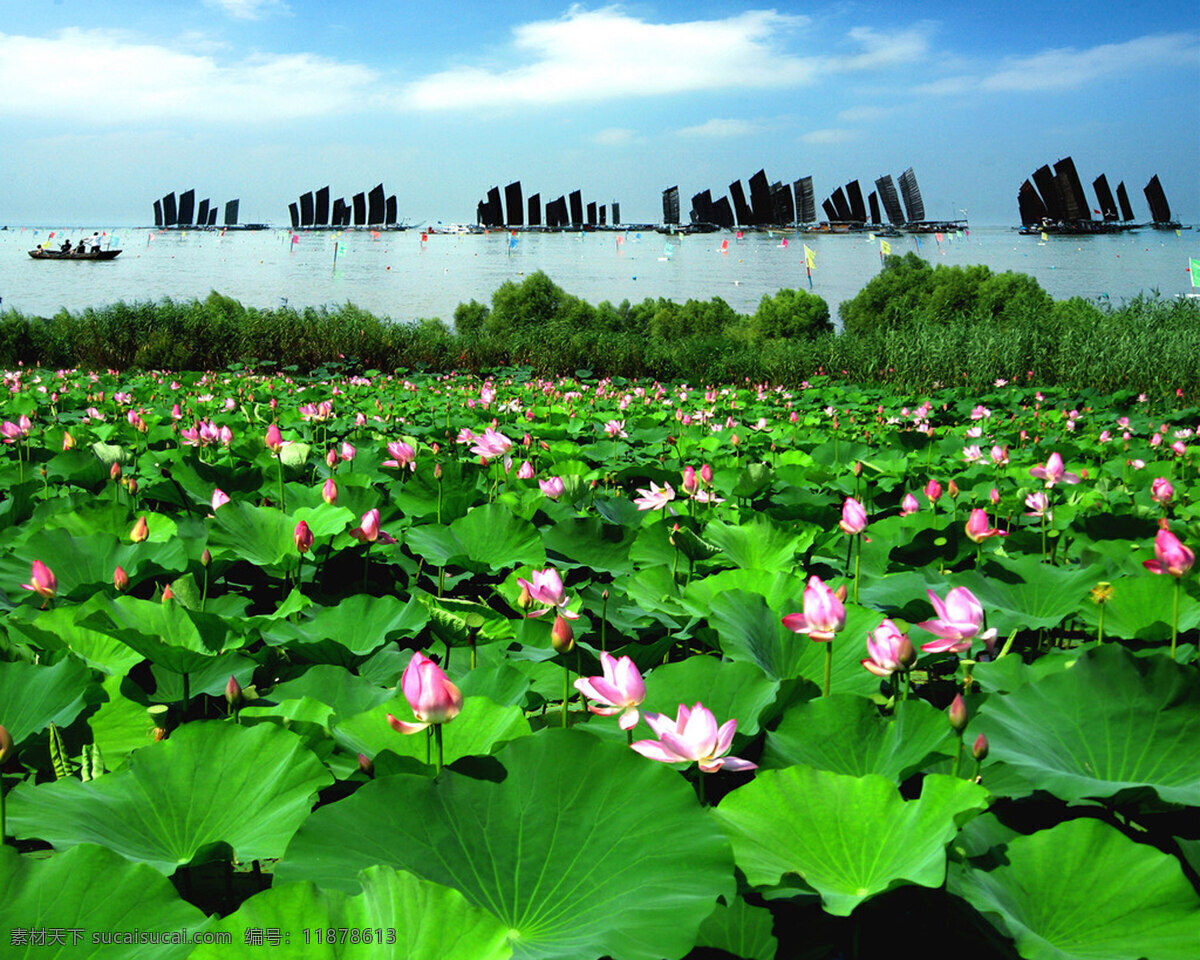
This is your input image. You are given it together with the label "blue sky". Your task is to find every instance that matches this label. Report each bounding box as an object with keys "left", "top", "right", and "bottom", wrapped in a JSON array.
[{"left": 2, "top": 1, "right": 1196, "bottom": 226}]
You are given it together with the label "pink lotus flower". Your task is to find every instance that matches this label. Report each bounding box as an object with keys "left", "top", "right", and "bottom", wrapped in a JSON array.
[
  {"left": 964, "top": 508, "right": 1006, "bottom": 543},
  {"left": 574, "top": 652, "right": 645, "bottom": 730},
  {"left": 861, "top": 619, "right": 915, "bottom": 677},
  {"left": 632, "top": 703, "right": 757, "bottom": 773},
  {"left": 1143, "top": 528, "right": 1194, "bottom": 578},
  {"left": 383, "top": 441, "right": 416, "bottom": 471},
  {"left": 539, "top": 476, "right": 565, "bottom": 499},
  {"left": 924, "top": 479, "right": 943, "bottom": 503},
  {"left": 22, "top": 560, "right": 57, "bottom": 601},
  {"left": 782, "top": 576, "right": 846, "bottom": 642},
  {"left": 516, "top": 567, "right": 578, "bottom": 619},
  {"left": 470, "top": 427, "right": 513, "bottom": 462},
  {"left": 604, "top": 419, "right": 628, "bottom": 438},
  {"left": 840, "top": 497, "right": 867, "bottom": 535},
  {"left": 349, "top": 508, "right": 381, "bottom": 543},
  {"left": 211, "top": 488, "right": 231, "bottom": 511},
  {"left": 294, "top": 520, "right": 314, "bottom": 554},
  {"left": 265, "top": 424, "right": 283, "bottom": 452},
  {"left": 917, "top": 587, "right": 996, "bottom": 653},
  {"left": 990, "top": 446, "right": 1009, "bottom": 465},
  {"left": 1029, "top": 452, "right": 1080, "bottom": 487},
  {"left": 386, "top": 651, "right": 463, "bottom": 734},
  {"left": 1024, "top": 491, "right": 1050, "bottom": 518},
  {"left": 900, "top": 493, "right": 920, "bottom": 515},
  {"left": 681, "top": 466, "right": 699, "bottom": 496},
  {"left": 633, "top": 481, "right": 675, "bottom": 511},
  {"left": 516, "top": 460, "right": 535, "bottom": 480},
  {"left": 1151, "top": 478, "right": 1174, "bottom": 505}
]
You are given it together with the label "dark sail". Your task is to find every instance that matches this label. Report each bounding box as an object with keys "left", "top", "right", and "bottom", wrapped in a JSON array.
[
  {"left": 385, "top": 195, "right": 397, "bottom": 226},
  {"left": 352, "top": 192, "right": 366, "bottom": 226},
  {"left": 770, "top": 181, "right": 794, "bottom": 225},
  {"left": 547, "top": 196, "right": 568, "bottom": 228},
  {"left": 875, "top": 176, "right": 904, "bottom": 225},
  {"left": 1116, "top": 182, "right": 1135, "bottom": 221},
  {"left": 367, "top": 184, "right": 385, "bottom": 225},
  {"left": 569, "top": 190, "right": 584, "bottom": 227},
  {"left": 898, "top": 168, "right": 925, "bottom": 223},
  {"left": 196, "top": 199, "right": 209, "bottom": 226},
  {"left": 794, "top": 177, "right": 816, "bottom": 223},
  {"left": 1018, "top": 180, "right": 1048, "bottom": 226},
  {"left": 599, "top": 205, "right": 606, "bottom": 226},
  {"left": 868, "top": 191, "right": 881, "bottom": 225},
  {"left": 178, "top": 189, "right": 195, "bottom": 226},
  {"left": 822, "top": 199, "right": 838, "bottom": 221},
  {"left": 332, "top": 198, "right": 347, "bottom": 226},
  {"left": 299, "top": 192, "right": 315, "bottom": 227},
  {"left": 485, "top": 186, "right": 503, "bottom": 227},
  {"left": 662, "top": 186, "right": 680, "bottom": 225},
  {"left": 162, "top": 192, "right": 178, "bottom": 227},
  {"left": 315, "top": 187, "right": 330, "bottom": 226},
  {"left": 748, "top": 169, "right": 771, "bottom": 225},
  {"left": 728, "top": 181, "right": 752, "bottom": 226},
  {"left": 224, "top": 199, "right": 239, "bottom": 226},
  {"left": 528, "top": 193, "right": 542, "bottom": 227},
  {"left": 505, "top": 181, "right": 524, "bottom": 227},
  {"left": 829, "top": 187, "right": 852, "bottom": 222},
  {"left": 1144, "top": 175, "right": 1171, "bottom": 223},
  {"left": 1053, "top": 158, "right": 1089, "bottom": 220},
  {"left": 711, "top": 196, "right": 734, "bottom": 228},
  {"left": 846, "top": 180, "right": 867, "bottom": 223},
  {"left": 612, "top": 201, "right": 620, "bottom": 225},
  {"left": 207, "top": 208, "right": 217, "bottom": 227},
  {"left": 477, "top": 201, "right": 488, "bottom": 226},
  {"left": 587, "top": 201, "right": 598, "bottom": 226},
  {"left": 288, "top": 203, "right": 300, "bottom": 229},
  {"left": 1092, "top": 175, "right": 1118, "bottom": 221},
  {"left": 1031, "top": 165, "right": 1065, "bottom": 220},
  {"left": 153, "top": 200, "right": 163, "bottom": 228},
  {"left": 686, "top": 190, "right": 710, "bottom": 224}
]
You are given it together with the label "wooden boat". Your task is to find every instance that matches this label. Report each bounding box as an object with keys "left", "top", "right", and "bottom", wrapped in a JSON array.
[{"left": 29, "top": 248, "right": 122, "bottom": 261}]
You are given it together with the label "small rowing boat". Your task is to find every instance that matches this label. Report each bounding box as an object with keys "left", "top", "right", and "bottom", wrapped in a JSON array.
[{"left": 28, "top": 248, "right": 122, "bottom": 261}]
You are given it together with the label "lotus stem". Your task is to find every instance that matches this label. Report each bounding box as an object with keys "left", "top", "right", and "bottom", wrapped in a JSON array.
[
  {"left": 696, "top": 770, "right": 707, "bottom": 806},
  {"left": 562, "top": 664, "right": 570, "bottom": 728},
  {"left": 275, "top": 453, "right": 285, "bottom": 512},
  {"left": 1171, "top": 577, "right": 1180, "bottom": 658},
  {"left": 823, "top": 641, "right": 832, "bottom": 698},
  {"left": 433, "top": 723, "right": 444, "bottom": 776},
  {"left": 853, "top": 538, "right": 861, "bottom": 604},
  {"left": 952, "top": 735, "right": 963, "bottom": 778}
]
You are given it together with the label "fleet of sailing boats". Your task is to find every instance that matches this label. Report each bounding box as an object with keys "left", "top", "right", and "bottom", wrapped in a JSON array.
[{"left": 1017, "top": 158, "right": 1184, "bottom": 234}]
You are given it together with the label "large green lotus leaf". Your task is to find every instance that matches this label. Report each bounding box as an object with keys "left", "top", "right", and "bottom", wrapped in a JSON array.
[
  {"left": 0, "top": 843, "right": 210, "bottom": 960},
  {"left": 1073, "top": 574, "right": 1200, "bottom": 642},
  {"left": 0, "top": 657, "right": 97, "bottom": 749},
  {"left": 261, "top": 594, "right": 428, "bottom": 658},
  {"left": 714, "top": 765, "right": 989, "bottom": 916},
  {"left": 762, "top": 694, "right": 954, "bottom": 782},
  {"left": 693, "top": 896, "right": 778, "bottom": 960},
  {"left": 333, "top": 695, "right": 530, "bottom": 764},
  {"left": 88, "top": 673, "right": 161, "bottom": 770},
  {"left": 974, "top": 644, "right": 1200, "bottom": 804},
  {"left": 449, "top": 503, "right": 545, "bottom": 572},
  {"left": 949, "top": 818, "right": 1200, "bottom": 960},
  {"left": 641, "top": 657, "right": 779, "bottom": 738},
  {"left": 209, "top": 500, "right": 295, "bottom": 566},
  {"left": 268, "top": 664, "right": 395, "bottom": 722},
  {"left": 191, "top": 866, "right": 512, "bottom": 960},
  {"left": 703, "top": 515, "right": 817, "bottom": 572},
  {"left": 6, "top": 721, "right": 333, "bottom": 874},
  {"left": 80, "top": 596, "right": 245, "bottom": 675},
  {"left": 681, "top": 569, "right": 802, "bottom": 616},
  {"left": 278, "top": 729, "right": 735, "bottom": 960},
  {"left": 542, "top": 516, "right": 637, "bottom": 574},
  {"left": 955, "top": 556, "right": 1106, "bottom": 633},
  {"left": 708, "top": 589, "right": 879, "bottom": 695},
  {"left": 404, "top": 523, "right": 468, "bottom": 567},
  {"left": 292, "top": 502, "right": 355, "bottom": 539}
]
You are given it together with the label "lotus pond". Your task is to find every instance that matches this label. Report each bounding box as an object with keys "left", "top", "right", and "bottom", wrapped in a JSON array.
[{"left": 0, "top": 366, "right": 1198, "bottom": 960}]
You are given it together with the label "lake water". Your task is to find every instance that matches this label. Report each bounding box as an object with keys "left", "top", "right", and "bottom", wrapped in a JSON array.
[{"left": 1, "top": 224, "right": 1195, "bottom": 328}]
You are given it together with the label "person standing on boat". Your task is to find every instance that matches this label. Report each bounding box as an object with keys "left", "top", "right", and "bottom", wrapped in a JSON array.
[{"left": 90, "top": 232, "right": 102, "bottom": 253}]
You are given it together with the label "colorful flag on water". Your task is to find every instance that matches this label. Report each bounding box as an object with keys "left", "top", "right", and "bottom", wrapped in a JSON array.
[
  {"left": 290, "top": 234, "right": 299, "bottom": 245},
  {"left": 803, "top": 245, "right": 816, "bottom": 269},
  {"left": 720, "top": 238, "right": 729, "bottom": 252},
  {"left": 935, "top": 233, "right": 944, "bottom": 244},
  {"left": 664, "top": 242, "right": 675, "bottom": 258},
  {"left": 508, "top": 234, "right": 518, "bottom": 250},
  {"left": 880, "top": 239, "right": 892, "bottom": 256},
  {"left": 736, "top": 231, "right": 744, "bottom": 240},
  {"left": 1041, "top": 231, "right": 1049, "bottom": 241},
  {"left": 780, "top": 237, "right": 789, "bottom": 248},
  {"left": 1191, "top": 258, "right": 1200, "bottom": 288}
]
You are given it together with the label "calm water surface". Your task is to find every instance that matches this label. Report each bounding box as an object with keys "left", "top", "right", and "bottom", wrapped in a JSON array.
[{"left": 1, "top": 225, "right": 1195, "bottom": 328}]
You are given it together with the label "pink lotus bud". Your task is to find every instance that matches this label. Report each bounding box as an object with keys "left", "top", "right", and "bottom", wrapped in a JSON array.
[
  {"left": 201, "top": 548, "right": 212, "bottom": 567},
  {"left": 1151, "top": 478, "right": 1174, "bottom": 505},
  {"left": 434, "top": 462, "right": 443, "bottom": 480},
  {"left": 113, "top": 566, "right": 129, "bottom": 592},
  {"left": 265, "top": 424, "right": 283, "bottom": 452},
  {"left": 924, "top": 480, "right": 942, "bottom": 503},
  {"left": 1143, "top": 528, "right": 1195, "bottom": 578},
  {"left": 294, "top": 520, "right": 314, "bottom": 554},
  {"left": 130, "top": 516, "right": 149, "bottom": 543},
  {"left": 387, "top": 651, "right": 463, "bottom": 733},
  {"left": 350, "top": 508, "right": 380, "bottom": 543},
  {"left": 21, "top": 560, "right": 57, "bottom": 601},
  {"left": 900, "top": 493, "right": 920, "bottom": 515},
  {"left": 839, "top": 497, "right": 867, "bottom": 535},
  {"left": 517, "top": 460, "right": 535, "bottom": 480},
  {"left": 322, "top": 477, "right": 338, "bottom": 504},
  {"left": 681, "top": 466, "right": 699, "bottom": 496},
  {"left": 538, "top": 476, "right": 564, "bottom": 498},
  {"left": 211, "top": 488, "right": 231, "bottom": 511},
  {"left": 551, "top": 614, "right": 576, "bottom": 653},
  {"left": 0, "top": 723, "right": 12, "bottom": 763},
  {"left": 989, "top": 488, "right": 1001, "bottom": 506},
  {"left": 325, "top": 448, "right": 339, "bottom": 468},
  {"left": 127, "top": 479, "right": 138, "bottom": 496},
  {"left": 225, "top": 675, "right": 243, "bottom": 709},
  {"left": 948, "top": 693, "right": 968, "bottom": 733},
  {"left": 972, "top": 733, "right": 989, "bottom": 761},
  {"left": 357, "top": 753, "right": 373, "bottom": 775},
  {"left": 62, "top": 431, "right": 75, "bottom": 451},
  {"left": 341, "top": 442, "right": 356, "bottom": 461},
  {"left": 947, "top": 479, "right": 960, "bottom": 500},
  {"left": 700, "top": 464, "right": 713, "bottom": 485},
  {"left": 861, "top": 619, "right": 915, "bottom": 677},
  {"left": 110, "top": 462, "right": 122, "bottom": 481},
  {"left": 161, "top": 583, "right": 175, "bottom": 601},
  {"left": 965, "top": 508, "right": 1005, "bottom": 543},
  {"left": 782, "top": 576, "right": 846, "bottom": 642}
]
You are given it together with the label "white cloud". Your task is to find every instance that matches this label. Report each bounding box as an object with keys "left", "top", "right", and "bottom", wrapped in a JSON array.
[
  {"left": 404, "top": 7, "right": 818, "bottom": 110},
  {"left": 836, "top": 105, "right": 893, "bottom": 123},
  {"left": 594, "top": 127, "right": 637, "bottom": 145},
  {"left": 0, "top": 29, "right": 380, "bottom": 124},
  {"left": 676, "top": 118, "right": 761, "bottom": 138},
  {"left": 837, "top": 26, "right": 930, "bottom": 71},
  {"left": 202, "top": 0, "right": 289, "bottom": 20},
  {"left": 800, "top": 128, "right": 858, "bottom": 144}
]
